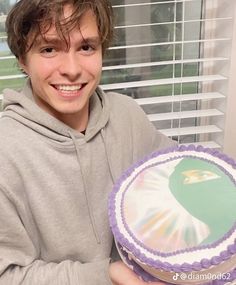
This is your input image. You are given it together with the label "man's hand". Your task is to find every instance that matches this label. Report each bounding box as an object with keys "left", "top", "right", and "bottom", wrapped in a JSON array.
[{"left": 109, "top": 261, "right": 166, "bottom": 285}]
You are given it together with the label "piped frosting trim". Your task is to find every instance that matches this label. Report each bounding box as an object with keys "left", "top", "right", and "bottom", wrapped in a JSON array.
[{"left": 108, "top": 144, "right": 236, "bottom": 275}]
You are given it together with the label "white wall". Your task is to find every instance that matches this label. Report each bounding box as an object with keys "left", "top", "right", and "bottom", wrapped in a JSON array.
[{"left": 223, "top": 0, "right": 236, "bottom": 159}]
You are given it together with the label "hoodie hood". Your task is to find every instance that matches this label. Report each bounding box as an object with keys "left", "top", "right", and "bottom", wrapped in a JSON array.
[
  {"left": 2, "top": 79, "right": 110, "bottom": 142},
  {"left": 3, "top": 80, "right": 113, "bottom": 244}
]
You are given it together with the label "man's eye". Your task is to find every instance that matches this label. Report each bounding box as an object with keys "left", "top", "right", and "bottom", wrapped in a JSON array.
[
  {"left": 81, "top": 44, "right": 94, "bottom": 52},
  {"left": 43, "top": 47, "right": 54, "bottom": 52},
  {"left": 40, "top": 47, "right": 57, "bottom": 57}
]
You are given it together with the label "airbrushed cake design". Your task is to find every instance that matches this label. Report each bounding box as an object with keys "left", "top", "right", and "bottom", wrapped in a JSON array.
[
  {"left": 124, "top": 157, "right": 235, "bottom": 252},
  {"left": 109, "top": 145, "right": 236, "bottom": 284}
]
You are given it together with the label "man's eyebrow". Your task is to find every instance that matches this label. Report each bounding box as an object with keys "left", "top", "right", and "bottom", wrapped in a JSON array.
[
  {"left": 80, "top": 36, "right": 101, "bottom": 45},
  {"left": 34, "top": 36, "right": 63, "bottom": 46},
  {"left": 34, "top": 35, "right": 101, "bottom": 46}
]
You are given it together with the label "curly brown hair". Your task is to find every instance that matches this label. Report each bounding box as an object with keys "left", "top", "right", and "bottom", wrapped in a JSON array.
[{"left": 6, "top": 0, "right": 114, "bottom": 59}]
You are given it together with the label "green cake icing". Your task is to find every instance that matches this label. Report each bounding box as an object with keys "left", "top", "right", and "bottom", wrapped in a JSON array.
[{"left": 169, "top": 157, "right": 236, "bottom": 244}]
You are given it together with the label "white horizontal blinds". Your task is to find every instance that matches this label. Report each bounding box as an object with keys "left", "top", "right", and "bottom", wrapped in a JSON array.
[
  {"left": 0, "top": 1, "right": 26, "bottom": 97},
  {"left": 102, "top": 0, "right": 232, "bottom": 148},
  {"left": 0, "top": 0, "right": 232, "bottom": 149}
]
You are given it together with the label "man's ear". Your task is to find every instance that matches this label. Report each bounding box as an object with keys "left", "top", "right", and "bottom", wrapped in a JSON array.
[{"left": 18, "top": 57, "right": 28, "bottom": 75}]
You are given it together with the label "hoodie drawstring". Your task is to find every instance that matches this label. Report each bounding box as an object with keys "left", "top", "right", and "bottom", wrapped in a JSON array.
[
  {"left": 101, "top": 129, "right": 116, "bottom": 185},
  {"left": 68, "top": 131, "right": 101, "bottom": 244}
]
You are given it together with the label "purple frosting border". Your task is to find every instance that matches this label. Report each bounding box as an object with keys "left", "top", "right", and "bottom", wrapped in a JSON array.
[
  {"left": 108, "top": 144, "right": 236, "bottom": 274},
  {"left": 118, "top": 241, "right": 236, "bottom": 285}
]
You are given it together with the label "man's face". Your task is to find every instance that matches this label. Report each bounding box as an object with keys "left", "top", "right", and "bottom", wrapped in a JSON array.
[{"left": 20, "top": 7, "right": 102, "bottom": 131}]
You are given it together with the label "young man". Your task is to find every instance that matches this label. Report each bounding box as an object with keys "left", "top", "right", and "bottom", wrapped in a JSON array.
[{"left": 0, "top": 0, "right": 174, "bottom": 284}]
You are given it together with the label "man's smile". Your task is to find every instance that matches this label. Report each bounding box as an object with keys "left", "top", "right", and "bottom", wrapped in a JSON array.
[{"left": 52, "top": 84, "right": 86, "bottom": 92}]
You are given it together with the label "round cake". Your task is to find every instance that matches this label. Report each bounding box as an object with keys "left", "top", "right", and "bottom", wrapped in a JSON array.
[{"left": 109, "top": 145, "right": 236, "bottom": 284}]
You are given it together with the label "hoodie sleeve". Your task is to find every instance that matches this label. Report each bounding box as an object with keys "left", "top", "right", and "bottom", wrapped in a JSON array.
[
  {"left": 134, "top": 112, "right": 177, "bottom": 159},
  {"left": 0, "top": 190, "right": 112, "bottom": 285},
  {"left": 119, "top": 94, "right": 177, "bottom": 155}
]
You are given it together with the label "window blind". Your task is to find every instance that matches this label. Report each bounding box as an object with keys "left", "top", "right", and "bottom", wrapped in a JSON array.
[
  {"left": 0, "top": 0, "right": 233, "bottom": 149},
  {"left": 100, "top": 0, "right": 233, "bottom": 149}
]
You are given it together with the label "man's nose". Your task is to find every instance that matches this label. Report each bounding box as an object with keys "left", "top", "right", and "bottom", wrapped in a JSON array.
[{"left": 59, "top": 51, "right": 82, "bottom": 80}]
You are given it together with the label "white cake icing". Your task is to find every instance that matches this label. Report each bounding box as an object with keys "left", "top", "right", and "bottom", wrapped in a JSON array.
[{"left": 109, "top": 145, "right": 236, "bottom": 284}]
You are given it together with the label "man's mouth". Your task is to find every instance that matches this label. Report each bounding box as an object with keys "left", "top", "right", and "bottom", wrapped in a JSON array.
[{"left": 52, "top": 84, "right": 86, "bottom": 92}]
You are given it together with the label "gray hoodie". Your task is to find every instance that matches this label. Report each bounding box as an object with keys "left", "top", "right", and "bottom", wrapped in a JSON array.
[{"left": 0, "top": 81, "right": 174, "bottom": 285}]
